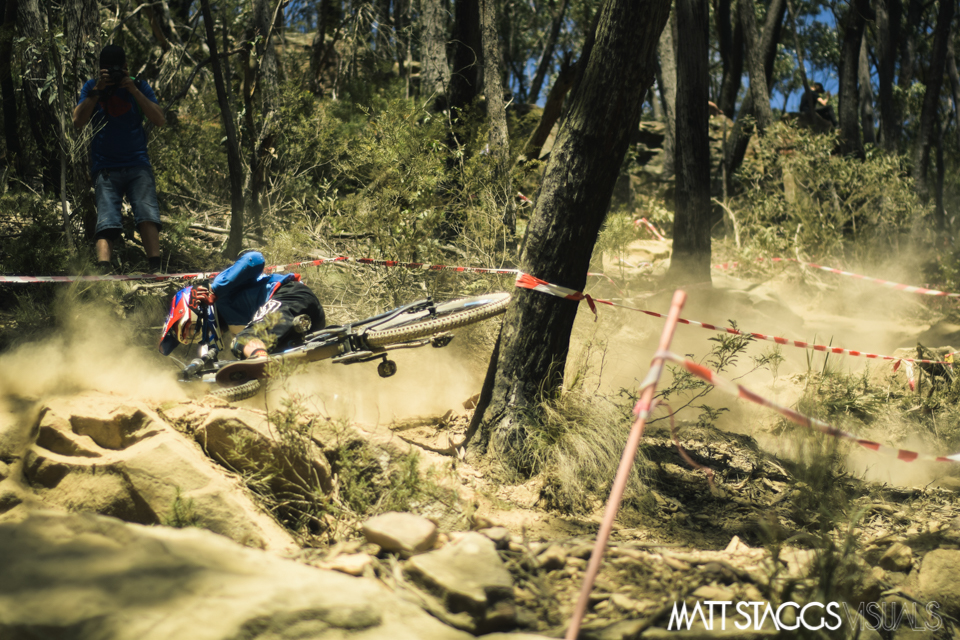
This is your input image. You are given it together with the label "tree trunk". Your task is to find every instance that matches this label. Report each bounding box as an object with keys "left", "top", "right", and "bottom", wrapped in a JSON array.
[
  {"left": 419, "top": 0, "right": 449, "bottom": 105},
  {"left": 528, "top": 0, "right": 570, "bottom": 104},
  {"left": 480, "top": 0, "right": 514, "bottom": 240},
  {"left": 449, "top": 0, "right": 482, "bottom": 113},
  {"left": 657, "top": 11, "right": 678, "bottom": 181},
  {"left": 200, "top": 0, "right": 246, "bottom": 258},
  {"left": 934, "top": 117, "right": 945, "bottom": 231},
  {"left": 723, "top": 0, "right": 785, "bottom": 180},
  {"left": 669, "top": 0, "right": 712, "bottom": 285},
  {"left": 946, "top": 36, "right": 960, "bottom": 152},
  {"left": 17, "top": 0, "right": 59, "bottom": 191},
  {"left": 912, "top": 0, "right": 954, "bottom": 199},
  {"left": 738, "top": 0, "right": 773, "bottom": 132},
  {"left": 898, "top": 0, "right": 922, "bottom": 94},
  {"left": 478, "top": 0, "right": 671, "bottom": 462},
  {"left": 837, "top": 0, "right": 870, "bottom": 158},
  {"left": 859, "top": 33, "right": 876, "bottom": 145},
  {"left": 875, "top": 0, "right": 901, "bottom": 151},
  {"left": 242, "top": 0, "right": 280, "bottom": 239},
  {"left": 0, "top": 0, "right": 22, "bottom": 178},
  {"left": 716, "top": 0, "right": 743, "bottom": 118}
]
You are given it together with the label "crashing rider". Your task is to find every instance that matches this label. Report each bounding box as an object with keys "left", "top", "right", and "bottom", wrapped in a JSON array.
[{"left": 159, "top": 251, "right": 325, "bottom": 367}]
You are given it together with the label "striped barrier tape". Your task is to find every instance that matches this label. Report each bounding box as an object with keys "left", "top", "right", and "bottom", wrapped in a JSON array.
[
  {"left": 515, "top": 272, "right": 954, "bottom": 370},
  {"left": 714, "top": 257, "right": 960, "bottom": 298},
  {"left": 634, "top": 217, "right": 667, "bottom": 242},
  {"left": 652, "top": 350, "right": 960, "bottom": 464}
]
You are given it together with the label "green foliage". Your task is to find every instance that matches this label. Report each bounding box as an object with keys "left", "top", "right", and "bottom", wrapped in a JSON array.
[
  {"left": 733, "top": 122, "right": 930, "bottom": 261},
  {"left": 163, "top": 488, "right": 202, "bottom": 528}
]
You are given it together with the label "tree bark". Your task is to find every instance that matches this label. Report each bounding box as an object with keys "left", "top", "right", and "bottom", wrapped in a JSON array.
[
  {"left": 657, "top": 12, "right": 678, "bottom": 181},
  {"left": 200, "top": 0, "right": 246, "bottom": 258},
  {"left": 858, "top": 32, "right": 876, "bottom": 145},
  {"left": 912, "top": 0, "right": 954, "bottom": 199},
  {"left": 946, "top": 36, "right": 960, "bottom": 152},
  {"left": 723, "top": 0, "right": 786, "bottom": 180},
  {"left": 420, "top": 0, "right": 449, "bottom": 105},
  {"left": 0, "top": 0, "right": 22, "bottom": 178},
  {"left": 478, "top": 0, "right": 671, "bottom": 462},
  {"left": 837, "top": 0, "right": 871, "bottom": 158},
  {"left": 738, "top": 0, "right": 773, "bottom": 132},
  {"left": 716, "top": 0, "right": 744, "bottom": 118},
  {"left": 669, "top": 0, "right": 712, "bottom": 285},
  {"left": 449, "top": 0, "right": 482, "bottom": 113},
  {"left": 528, "top": 0, "right": 570, "bottom": 104},
  {"left": 17, "top": 0, "right": 59, "bottom": 190},
  {"left": 480, "top": 0, "right": 515, "bottom": 240},
  {"left": 875, "top": 0, "right": 901, "bottom": 151}
]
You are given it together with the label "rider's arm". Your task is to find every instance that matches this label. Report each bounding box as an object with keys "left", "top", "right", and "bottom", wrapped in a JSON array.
[
  {"left": 211, "top": 251, "right": 266, "bottom": 296},
  {"left": 73, "top": 77, "right": 106, "bottom": 129}
]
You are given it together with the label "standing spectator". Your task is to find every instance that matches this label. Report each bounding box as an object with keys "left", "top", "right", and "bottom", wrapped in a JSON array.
[
  {"left": 800, "top": 82, "right": 838, "bottom": 128},
  {"left": 73, "top": 45, "right": 166, "bottom": 273}
]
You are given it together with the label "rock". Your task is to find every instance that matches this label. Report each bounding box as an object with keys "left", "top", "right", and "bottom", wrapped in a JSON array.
[
  {"left": 879, "top": 542, "right": 914, "bottom": 572},
  {"left": 323, "top": 553, "right": 374, "bottom": 576},
  {"left": 918, "top": 549, "right": 960, "bottom": 616},
  {"left": 478, "top": 526, "right": 511, "bottom": 548},
  {"left": 0, "top": 510, "right": 473, "bottom": 640},
  {"left": 195, "top": 408, "right": 333, "bottom": 497},
  {"left": 405, "top": 532, "right": 515, "bottom": 633},
  {"left": 14, "top": 393, "right": 296, "bottom": 551},
  {"left": 362, "top": 511, "right": 438, "bottom": 555},
  {"left": 537, "top": 544, "right": 567, "bottom": 571}
]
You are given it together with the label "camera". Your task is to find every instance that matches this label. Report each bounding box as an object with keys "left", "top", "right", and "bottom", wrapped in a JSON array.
[{"left": 107, "top": 65, "right": 125, "bottom": 85}]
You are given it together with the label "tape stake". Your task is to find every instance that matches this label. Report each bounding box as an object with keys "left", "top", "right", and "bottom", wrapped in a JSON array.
[{"left": 566, "top": 290, "right": 687, "bottom": 640}]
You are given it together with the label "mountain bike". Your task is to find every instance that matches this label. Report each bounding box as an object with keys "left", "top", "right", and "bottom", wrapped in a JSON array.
[{"left": 173, "top": 292, "right": 511, "bottom": 402}]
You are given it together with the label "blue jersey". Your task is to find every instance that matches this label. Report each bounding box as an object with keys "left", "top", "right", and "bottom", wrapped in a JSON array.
[
  {"left": 211, "top": 252, "right": 296, "bottom": 326},
  {"left": 78, "top": 78, "right": 158, "bottom": 174}
]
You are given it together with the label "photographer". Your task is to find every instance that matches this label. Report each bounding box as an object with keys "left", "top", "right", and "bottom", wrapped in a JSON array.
[
  {"left": 73, "top": 44, "right": 166, "bottom": 273},
  {"left": 799, "top": 82, "right": 838, "bottom": 128}
]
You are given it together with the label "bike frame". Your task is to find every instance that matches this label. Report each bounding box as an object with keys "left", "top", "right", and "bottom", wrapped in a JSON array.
[{"left": 177, "top": 297, "right": 443, "bottom": 382}]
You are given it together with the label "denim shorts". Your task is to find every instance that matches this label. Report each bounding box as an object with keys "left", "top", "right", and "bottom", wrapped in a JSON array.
[{"left": 94, "top": 165, "right": 162, "bottom": 239}]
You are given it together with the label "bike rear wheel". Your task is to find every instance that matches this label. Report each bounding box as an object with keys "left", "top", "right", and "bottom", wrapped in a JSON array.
[
  {"left": 208, "top": 379, "right": 262, "bottom": 402},
  {"left": 364, "top": 293, "right": 510, "bottom": 348}
]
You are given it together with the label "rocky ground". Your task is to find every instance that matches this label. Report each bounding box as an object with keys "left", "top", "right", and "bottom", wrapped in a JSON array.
[{"left": 2, "top": 382, "right": 960, "bottom": 640}]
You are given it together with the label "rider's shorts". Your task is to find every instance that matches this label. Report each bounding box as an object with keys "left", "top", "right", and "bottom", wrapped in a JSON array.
[
  {"left": 94, "top": 165, "right": 162, "bottom": 241},
  {"left": 232, "top": 281, "right": 325, "bottom": 358}
]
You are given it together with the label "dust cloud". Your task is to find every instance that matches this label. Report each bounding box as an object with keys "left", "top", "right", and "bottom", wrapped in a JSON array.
[
  {"left": 566, "top": 252, "right": 957, "bottom": 487},
  {"left": 276, "top": 339, "right": 488, "bottom": 426},
  {"left": 0, "top": 296, "right": 187, "bottom": 405}
]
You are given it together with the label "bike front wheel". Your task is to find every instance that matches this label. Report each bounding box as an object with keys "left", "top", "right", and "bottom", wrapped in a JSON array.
[{"left": 364, "top": 293, "right": 511, "bottom": 348}]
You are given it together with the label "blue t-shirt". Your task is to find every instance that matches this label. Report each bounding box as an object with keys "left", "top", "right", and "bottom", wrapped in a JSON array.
[
  {"left": 78, "top": 78, "right": 158, "bottom": 174},
  {"left": 211, "top": 252, "right": 296, "bottom": 326}
]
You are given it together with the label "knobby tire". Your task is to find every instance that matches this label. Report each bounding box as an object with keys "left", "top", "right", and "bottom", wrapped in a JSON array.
[
  {"left": 364, "top": 293, "right": 510, "bottom": 348},
  {"left": 208, "top": 379, "right": 262, "bottom": 402}
]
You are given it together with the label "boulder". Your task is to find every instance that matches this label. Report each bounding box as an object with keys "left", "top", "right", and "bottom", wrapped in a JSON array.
[
  {"left": 195, "top": 408, "right": 334, "bottom": 496},
  {"left": 918, "top": 549, "right": 960, "bottom": 617},
  {"left": 10, "top": 393, "right": 295, "bottom": 551},
  {"left": 879, "top": 542, "right": 914, "bottom": 572},
  {"left": 0, "top": 510, "right": 474, "bottom": 640},
  {"left": 405, "top": 532, "right": 515, "bottom": 633},
  {"left": 362, "top": 511, "right": 438, "bottom": 554}
]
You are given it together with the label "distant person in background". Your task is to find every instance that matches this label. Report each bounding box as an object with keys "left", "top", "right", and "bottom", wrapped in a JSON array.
[
  {"left": 800, "top": 82, "right": 838, "bottom": 128},
  {"left": 73, "top": 44, "right": 166, "bottom": 273}
]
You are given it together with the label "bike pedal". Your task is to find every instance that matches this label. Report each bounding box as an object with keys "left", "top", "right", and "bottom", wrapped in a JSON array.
[{"left": 293, "top": 314, "right": 312, "bottom": 334}]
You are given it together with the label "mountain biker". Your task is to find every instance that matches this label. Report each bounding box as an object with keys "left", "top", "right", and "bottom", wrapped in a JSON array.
[
  {"left": 159, "top": 251, "right": 325, "bottom": 360},
  {"left": 74, "top": 44, "right": 166, "bottom": 274}
]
